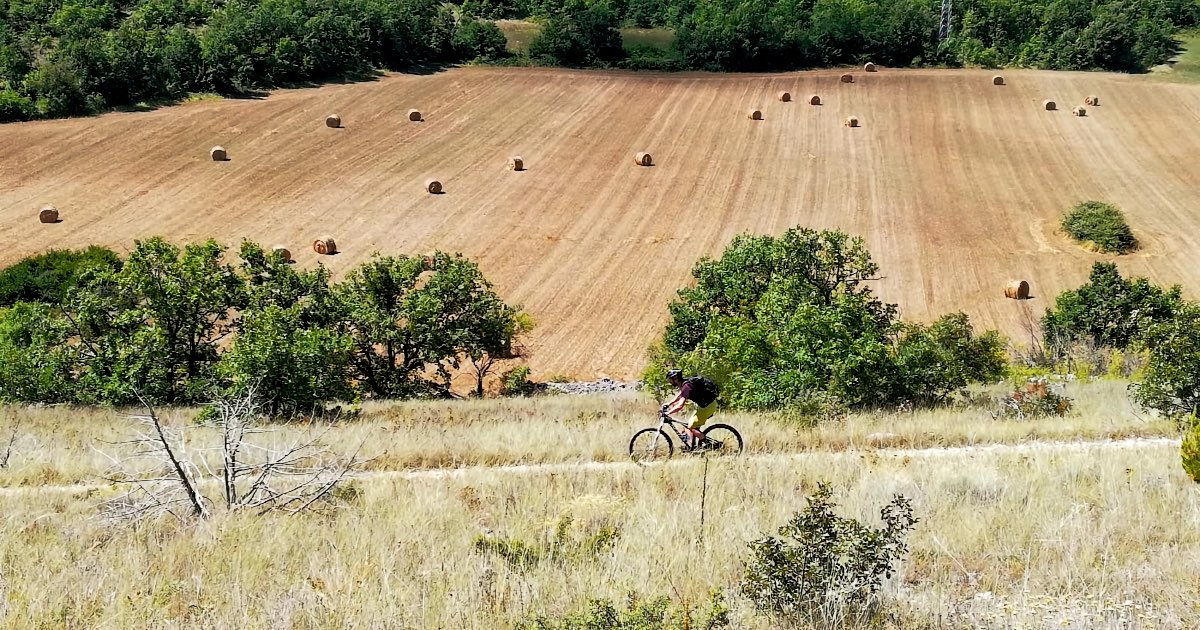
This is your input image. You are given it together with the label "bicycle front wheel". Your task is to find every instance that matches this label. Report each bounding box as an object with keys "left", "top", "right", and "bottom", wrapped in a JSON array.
[
  {"left": 700, "top": 424, "right": 743, "bottom": 456},
  {"left": 629, "top": 428, "right": 674, "bottom": 464}
]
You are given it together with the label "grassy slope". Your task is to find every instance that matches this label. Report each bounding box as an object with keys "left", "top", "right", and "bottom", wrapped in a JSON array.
[
  {"left": 497, "top": 19, "right": 675, "bottom": 55},
  {"left": 1151, "top": 30, "right": 1200, "bottom": 82}
]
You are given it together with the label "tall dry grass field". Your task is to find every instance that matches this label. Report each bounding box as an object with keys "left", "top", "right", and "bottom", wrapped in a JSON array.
[
  {"left": 0, "top": 380, "right": 1172, "bottom": 489},
  {"left": 0, "top": 380, "right": 1195, "bottom": 628}
]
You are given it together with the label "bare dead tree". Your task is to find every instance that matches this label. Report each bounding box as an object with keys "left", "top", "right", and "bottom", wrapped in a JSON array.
[
  {"left": 99, "top": 391, "right": 209, "bottom": 521},
  {"left": 101, "top": 384, "right": 366, "bottom": 523}
]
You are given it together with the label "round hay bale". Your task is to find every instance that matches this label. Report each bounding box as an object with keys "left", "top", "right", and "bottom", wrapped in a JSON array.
[
  {"left": 840, "top": 73, "right": 854, "bottom": 83},
  {"left": 1085, "top": 95, "right": 1099, "bottom": 106},
  {"left": 508, "top": 156, "right": 524, "bottom": 171},
  {"left": 312, "top": 236, "right": 337, "bottom": 256},
  {"left": 992, "top": 75, "right": 1005, "bottom": 86},
  {"left": 425, "top": 179, "right": 443, "bottom": 194},
  {"left": 864, "top": 62, "right": 877, "bottom": 72},
  {"left": 272, "top": 245, "right": 292, "bottom": 262},
  {"left": 1004, "top": 280, "right": 1030, "bottom": 300},
  {"left": 808, "top": 94, "right": 822, "bottom": 106},
  {"left": 748, "top": 109, "right": 763, "bottom": 120},
  {"left": 635, "top": 152, "right": 653, "bottom": 167},
  {"left": 38, "top": 206, "right": 59, "bottom": 223},
  {"left": 1043, "top": 100, "right": 1057, "bottom": 111},
  {"left": 210, "top": 146, "right": 228, "bottom": 161},
  {"left": 407, "top": 109, "right": 422, "bottom": 122},
  {"left": 778, "top": 91, "right": 791, "bottom": 102},
  {"left": 325, "top": 114, "right": 341, "bottom": 128},
  {"left": 1072, "top": 106, "right": 1087, "bottom": 117},
  {"left": 845, "top": 116, "right": 859, "bottom": 128}
]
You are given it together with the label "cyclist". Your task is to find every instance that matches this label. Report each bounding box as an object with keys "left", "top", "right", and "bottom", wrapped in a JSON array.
[{"left": 661, "top": 369, "right": 719, "bottom": 449}]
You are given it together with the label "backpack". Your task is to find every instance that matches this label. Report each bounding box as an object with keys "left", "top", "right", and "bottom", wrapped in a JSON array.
[{"left": 684, "top": 376, "right": 719, "bottom": 408}]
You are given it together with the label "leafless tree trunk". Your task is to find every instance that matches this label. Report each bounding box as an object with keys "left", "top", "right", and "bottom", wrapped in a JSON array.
[{"left": 0, "top": 415, "right": 21, "bottom": 469}]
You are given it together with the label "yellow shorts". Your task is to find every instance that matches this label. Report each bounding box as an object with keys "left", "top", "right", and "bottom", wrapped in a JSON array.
[{"left": 688, "top": 401, "right": 717, "bottom": 429}]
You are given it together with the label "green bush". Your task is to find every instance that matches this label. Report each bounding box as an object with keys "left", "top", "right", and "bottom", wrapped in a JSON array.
[
  {"left": 1181, "top": 415, "right": 1200, "bottom": 483},
  {"left": 742, "top": 482, "right": 916, "bottom": 627},
  {"left": 453, "top": 18, "right": 510, "bottom": 60},
  {"left": 0, "top": 246, "right": 121, "bottom": 307},
  {"left": 501, "top": 365, "right": 539, "bottom": 396},
  {"left": 1061, "top": 201, "right": 1138, "bottom": 254},
  {"left": 1042, "top": 262, "right": 1182, "bottom": 356},
  {"left": 474, "top": 514, "right": 621, "bottom": 571},
  {"left": 529, "top": 6, "right": 624, "bottom": 67},
  {"left": 1132, "top": 302, "right": 1200, "bottom": 421},
  {"left": 0, "top": 302, "right": 76, "bottom": 403},
  {"left": 517, "top": 592, "right": 730, "bottom": 630},
  {"left": 647, "top": 227, "right": 1005, "bottom": 411}
]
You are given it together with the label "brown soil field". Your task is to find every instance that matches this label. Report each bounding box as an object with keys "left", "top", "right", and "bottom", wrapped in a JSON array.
[{"left": 3, "top": 67, "right": 1200, "bottom": 379}]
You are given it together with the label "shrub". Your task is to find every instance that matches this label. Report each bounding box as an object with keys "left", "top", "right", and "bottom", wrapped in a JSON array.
[
  {"left": 0, "top": 302, "right": 76, "bottom": 403},
  {"left": 1132, "top": 302, "right": 1200, "bottom": 421},
  {"left": 0, "top": 87, "right": 33, "bottom": 121},
  {"left": 516, "top": 592, "right": 730, "bottom": 630},
  {"left": 648, "top": 227, "right": 1004, "bottom": 411},
  {"left": 453, "top": 18, "right": 510, "bottom": 60},
  {"left": 501, "top": 365, "right": 540, "bottom": 396},
  {"left": 474, "top": 514, "right": 621, "bottom": 571},
  {"left": 528, "top": 6, "right": 624, "bottom": 67},
  {"left": 1042, "top": 262, "right": 1182, "bottom": 356},
  {"left": 742, "top": 482, "right": 916, "bottom": 627},
  {"left": 994, "top": 380, "right": 1073, "bottom": 419},
  {"left": 1182, "top": 415, "right": 1200, "bottom": 483},
  {"left": 0, "top": 246, "right": 122, "bottom": 307},
  {"left": 1061, "top": 201, "right": 1138, "bottom": 254}
]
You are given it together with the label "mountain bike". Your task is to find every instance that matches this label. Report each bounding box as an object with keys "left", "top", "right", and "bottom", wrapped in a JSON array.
[{"left": 628, "top": 408, "right": 743, "bottom": 464}]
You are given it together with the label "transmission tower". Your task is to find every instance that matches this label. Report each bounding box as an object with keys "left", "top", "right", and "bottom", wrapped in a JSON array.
[{"left": 938, "top": 0, "right": 953, "bottom": 42}]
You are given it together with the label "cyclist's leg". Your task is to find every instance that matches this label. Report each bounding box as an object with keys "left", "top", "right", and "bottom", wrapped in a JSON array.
[{"left": 687, "top": 402, "right": 716, "bottom": 442}]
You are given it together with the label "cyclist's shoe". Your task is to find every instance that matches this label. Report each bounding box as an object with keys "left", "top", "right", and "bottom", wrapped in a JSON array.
[{"left": 678, "top": 431, "right": 691, "bottom": 450}]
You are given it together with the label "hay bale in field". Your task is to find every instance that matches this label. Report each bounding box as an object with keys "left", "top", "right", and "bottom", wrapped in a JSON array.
[
  {"left": 845, "top": 116, "right": 859, "bottom": 127},
  {"left": 840, "top": 73, "right": 854, "bottom": 83},
  {"left": 325, "top": 114, "right": 341, "bottom": 128},
  {"left": 1085, "top": 95, "right": 1099, "bottom": 106},
  {"left": 408, "top": 109, "right": 423, "bottom": 122},
  {"left": 508, "top": 156, "right": 524, "bottom": 171},
  {"left": 748, "top": 109, "right": 763, "bottom": 120},
  {"left": 992, "top": 75, "right": 1005, "bottom": 86},
  {"left": 1043, "top": 100, "right": 1057, "bottom": 111},
  {"left": 1072, "top": 106, "right": 1087, "bottom": 117},
  {"left": 312, "top": 236, "right": 337, "bottom": 256},
  {"left": 38, "top": 206, "right": 59, "bottom": 223},
  {"left": 635, "top": 152, "right": 653, "bottom": 167},
  {"left": 425, "top": 179, "right": 443, "bottom": 194},
  {"left": 809, "top": 94, "right": 822, "bottom": 106},
  {"left": 210, "top": 146, "right": 228, "bottom": 161},
  {"left": 1004, "top": 280, "right": 1030, "bottom": 300},
  {"left": 272, "top": 245, "right": 292, "bottom": 262},
  {"left": 864, "top": 62, "right": 877, "bottom": 72},
  {"left": 779, "top": 91, "right": 792, "bottom": 102}
]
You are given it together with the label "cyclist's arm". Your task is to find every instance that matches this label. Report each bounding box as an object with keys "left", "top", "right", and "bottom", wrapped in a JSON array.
[{"left": 664, "top": 383, "right": 691, "bottom": 415}]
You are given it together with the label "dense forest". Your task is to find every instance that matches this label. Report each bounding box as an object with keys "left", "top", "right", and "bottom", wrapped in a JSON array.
[{"left": 1, "top": 0, "right": 1197, "bottom": 121}]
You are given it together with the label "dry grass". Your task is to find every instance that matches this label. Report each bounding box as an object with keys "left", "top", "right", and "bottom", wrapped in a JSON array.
[
  {"left": 0, "top": 430, "right": 1194, "bottom": 628},
  {"left": 0, "top": 380, "right": 1176, "bottom": 490}
]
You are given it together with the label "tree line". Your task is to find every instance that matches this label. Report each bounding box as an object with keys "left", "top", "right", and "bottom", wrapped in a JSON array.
[
  {"left": 500, "top": 0, "right": 1196, "bottom": 72},
  {"left": 0, "top": 238, "right": 530, "bottom": 412},
  {"left": 0, "top": 0, "right": 508, "bottom": 121}
]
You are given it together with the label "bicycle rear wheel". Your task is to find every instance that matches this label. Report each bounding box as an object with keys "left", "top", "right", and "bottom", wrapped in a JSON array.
[
  {"left": 629, "top": 428, "right": 674, "bottom": 464},
  {"left": 700, "top": 424, "right": 743, "bottom": 456}
]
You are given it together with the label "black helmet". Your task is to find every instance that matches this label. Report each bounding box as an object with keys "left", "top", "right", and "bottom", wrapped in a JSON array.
[{"left": 666, "top": 368, "right": 683, "bottom": 382}]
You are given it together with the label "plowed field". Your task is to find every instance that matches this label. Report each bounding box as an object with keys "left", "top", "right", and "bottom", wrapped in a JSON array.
[{"left": 3, "top": 67, "right": 1200, "bottom": 378}]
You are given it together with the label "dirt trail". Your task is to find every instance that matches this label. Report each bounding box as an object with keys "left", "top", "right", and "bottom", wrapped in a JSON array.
[
  {"left": 0, "top": 436, "right": 1178, "bottom": 497},
  {"left": 4, "top": 68, "right": 1200, "bottom": 378}
]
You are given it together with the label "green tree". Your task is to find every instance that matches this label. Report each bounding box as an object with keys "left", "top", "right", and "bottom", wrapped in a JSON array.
[
  {"left": 528, "top": 3, "right": 624, "bottom": 67},
  {"left": 1132, "top": 302, "right": 1200, "bottom": 421},
  {"left": 453, "top": 18, "right": 510, "bottom": 60},
  {"left": 0, "top": 302, "right": 76, "bottom": 403},
  {"left": 1042, "top": 261, "right": 1182, "bottom": 355},
  {"left": 336, "top": 252, "right": 524, "bottom": 398},
  {"left": 649, "top": 227, "right": 1002, "bottom": 410},
  {"left": 219, "top": 241, "right": 353, "bottom": 414},
  {"left": 66, "top": 237, "right": 245, "bottom": 405}
]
